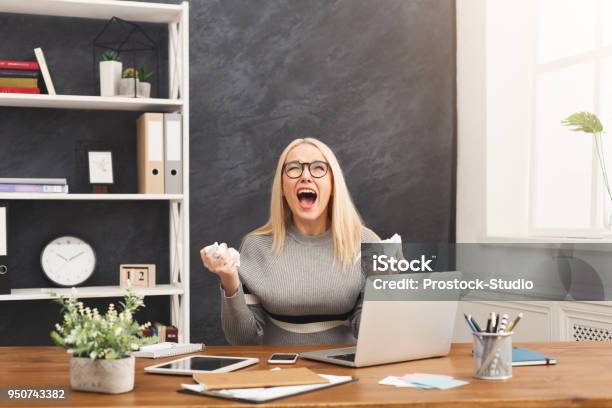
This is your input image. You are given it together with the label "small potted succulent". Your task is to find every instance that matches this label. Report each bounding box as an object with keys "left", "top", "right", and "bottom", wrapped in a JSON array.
[
  {"left": 119, "top": 67, "right": 139, "bottom": 97},
  {"left": 137, "top": 66, "right": 153, "bottom": 98},
  {"left": 50, "top": 289, "right": 156, "bottom": 394},
  {"left": 99, "top": 50, "right": 122, "bottom": 97}
]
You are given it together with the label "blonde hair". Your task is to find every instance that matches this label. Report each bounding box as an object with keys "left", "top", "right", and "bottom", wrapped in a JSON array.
[{"left": 246, "top": 138, "right": 364, "bottom": 267}]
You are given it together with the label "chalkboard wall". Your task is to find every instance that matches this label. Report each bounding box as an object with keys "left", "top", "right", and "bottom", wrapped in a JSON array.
[{"left": 0, "top": 0, "right": 456, "bottom": 345}]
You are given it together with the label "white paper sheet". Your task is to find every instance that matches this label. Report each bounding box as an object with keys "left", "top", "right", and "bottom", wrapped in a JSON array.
[{"left": 181, "top": 374, "right": 353, "bottom": 402}]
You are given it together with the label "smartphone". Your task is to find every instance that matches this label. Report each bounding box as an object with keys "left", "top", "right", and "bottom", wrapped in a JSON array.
[{"left": 267, "top": 353, "right": 299, "bottom": 364}]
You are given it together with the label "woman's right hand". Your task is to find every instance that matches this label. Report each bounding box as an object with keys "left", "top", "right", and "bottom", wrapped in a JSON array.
[{"left": 200, "top": 244, "right": 241, "bottom": 296}]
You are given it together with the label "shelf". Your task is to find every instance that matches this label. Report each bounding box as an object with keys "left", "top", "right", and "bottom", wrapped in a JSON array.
[
  {"left": 0, "top": 193, "right": 183, "bottom": 201},
  {"left": 0, "top": 94, "right": 183, "bottom": 112},
  {"left": 1, "top": 284, "right": 184, "bottom": 301},
  {"left": 0, "top": 0, "right": 183, "bottom": 24}
]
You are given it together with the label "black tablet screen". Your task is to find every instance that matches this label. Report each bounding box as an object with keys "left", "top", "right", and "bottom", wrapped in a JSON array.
[{"left": 158, "top": 356, "right": 246, "bottom": 371}]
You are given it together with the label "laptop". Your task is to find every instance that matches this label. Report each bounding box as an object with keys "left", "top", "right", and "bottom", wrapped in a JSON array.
[{"left": 300, "top": 272, "right": 460, "bottom": 368}]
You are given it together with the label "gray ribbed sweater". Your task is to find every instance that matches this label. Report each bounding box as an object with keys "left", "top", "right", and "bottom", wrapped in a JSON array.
[{"left": 220, "top": 224, "right": 379, "bottom": 345}]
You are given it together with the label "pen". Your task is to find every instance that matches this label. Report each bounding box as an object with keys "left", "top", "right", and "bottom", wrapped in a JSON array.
[
  {"left": 498, "top": 313, "right": 509, "bottom": 333},
  {"left": 486, "top": 315, "right": 492, "bottom": 333},
  {"left": 506, "top": 312, "right": 523, "bottom": 332},
  {"left": 464, "top": 313, "right": 477, "bottom": 332},
  {"left": 489, "top": 312, "right": 497, "bottom": 333},
  {"left": 469, "top": 315, "right": 482, "bottom": 332}
]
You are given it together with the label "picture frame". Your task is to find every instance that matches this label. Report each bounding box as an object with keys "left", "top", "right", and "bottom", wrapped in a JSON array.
[{"left": 88, "top": 150, "right": 114, "bottom": 185}]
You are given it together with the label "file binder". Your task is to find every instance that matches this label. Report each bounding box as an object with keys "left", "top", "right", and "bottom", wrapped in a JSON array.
[
  {"left": 137, "top": 113, "right": 165, "bottom": 194},
  {"left": 164, "top": 113, "right": 183, "bottom": 194},
  {"left": 0, "top": 203, "right": 9, "bottom": 294}
]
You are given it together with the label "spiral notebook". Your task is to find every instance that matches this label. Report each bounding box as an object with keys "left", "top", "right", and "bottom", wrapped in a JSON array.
[{"left": 132, "top": 342, "right": 203, "bottom": 358}]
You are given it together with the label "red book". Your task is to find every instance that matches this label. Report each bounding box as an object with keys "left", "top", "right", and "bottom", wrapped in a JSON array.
[
  {"left": 0, "top": 60, "right": 39, "bottom": 70},
  {"left": 0, "top": 87, "right": 40, "bottom": 94}
]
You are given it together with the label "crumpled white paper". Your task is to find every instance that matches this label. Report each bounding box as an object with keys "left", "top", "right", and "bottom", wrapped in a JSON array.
[
  {"left": 355, "top": 233, "right": 403, "bottom": 263},
  {"left": 203, "top": 241, "right": 240, "bottom": 267}
]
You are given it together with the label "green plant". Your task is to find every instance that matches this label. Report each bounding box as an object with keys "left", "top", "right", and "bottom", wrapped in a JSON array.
[
  {"left": 562, "top": 111, "right": 612, "bottom": 227},
  {"left": 138, "top": 66, "right": 153, "bottom": 82},
  {"left": 122, "top": 67, "right": 138, "bottom": 79},
  {"left": 561, "top": 112, "right": 603, "bottom": 134},
  {"left": 101, "top": 50, "right": 120, "bottom": 62},
  {"left": 50, "top": 289, "right": 157, "bottom": 360}
]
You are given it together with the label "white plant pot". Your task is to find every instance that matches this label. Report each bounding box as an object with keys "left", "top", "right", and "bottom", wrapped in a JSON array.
[
  {"left": 99, "top": 61, "right": 122, "bottom": 97},
  {"left": 70, "top": 356, "right": 135, "bottom": 394},
  {"left": 138, "top": 82, "right": 151, "bottom": 98},
  {"left": 119, "top": 78, "right": 139, "bottom": 97}
]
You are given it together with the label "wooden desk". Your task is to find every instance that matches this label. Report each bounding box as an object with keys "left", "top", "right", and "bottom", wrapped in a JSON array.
[{"left": 1, "top": 342, "right": 611, "bottom": 407}]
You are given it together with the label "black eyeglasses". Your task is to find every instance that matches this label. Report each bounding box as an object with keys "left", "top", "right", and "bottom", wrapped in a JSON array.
[{"left": 283, "top": 161, "right": 329, "bottom": 179}]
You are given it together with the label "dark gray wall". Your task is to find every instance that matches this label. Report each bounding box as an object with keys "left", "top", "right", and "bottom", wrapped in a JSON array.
[{"left": 0, "top": 0, "right": 456, "bottom": 345}]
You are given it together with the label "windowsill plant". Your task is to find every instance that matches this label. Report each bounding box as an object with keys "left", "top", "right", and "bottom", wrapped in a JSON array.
[{"left": 562, "top": 112, "right": 612, "bottom": 230}]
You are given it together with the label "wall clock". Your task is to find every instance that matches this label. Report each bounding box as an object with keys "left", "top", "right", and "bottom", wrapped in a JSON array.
[{"left": 40, "top": 236, "right": 96, "bottom": 287}]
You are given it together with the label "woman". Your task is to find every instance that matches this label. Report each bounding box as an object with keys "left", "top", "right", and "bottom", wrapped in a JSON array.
[{"left": 201, "top": 138, "right": 379, "bottom": 345}]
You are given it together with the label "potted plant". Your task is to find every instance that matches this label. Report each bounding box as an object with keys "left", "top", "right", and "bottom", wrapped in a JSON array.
[
  {"left": 119, "top": 67, "right": 139, "bottom": 97},
  {"left": 137, "top": 66, "right": 153, "bottom": 98},
  {"left": 562, "top": 112, "right": 612, "bottom": 230},
  {"left": 50, "top": 289, "right": 156, "bottom": 394},
  {"left": 99, "top": 51, "right": 122, "bottom": 97}
]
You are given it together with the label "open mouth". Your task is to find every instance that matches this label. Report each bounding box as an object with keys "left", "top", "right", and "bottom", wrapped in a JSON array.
[{"left": 296, "top": 188, "right": 318, "bottom": 210}]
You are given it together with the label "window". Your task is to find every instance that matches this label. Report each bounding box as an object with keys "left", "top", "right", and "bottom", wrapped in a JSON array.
[{"left": 530, "top": 0, "right": 612, "bottom": 235}]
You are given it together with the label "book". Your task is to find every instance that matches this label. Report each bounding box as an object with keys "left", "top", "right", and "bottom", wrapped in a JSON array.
[
  {"left": 0, "top": 184, "right": 68, "bottom": 193},
  {"left": 34, "top": 48, "right": 55, "bottom": 95},
  {"left": 131, "top": 342, "right": 203, "bottom": 359},
  {"left": 0, "top": 87, "right": 40, "bottom": 94},
  {"left": 512, "top": 347, "right": 557, "bottom": 366},
  {"left": 0, "top": 69, "right": 39, "bottom": 78},
  {"left": 0, "top": 60, "right": 39, "bottom": 70},
  {"left": 0, "top": 78, "right": 38, "bottom": 88},
  {"left": 0, "top": 178, "right": 67, "bottom": 185},
  {"left": 154, "top": 322, "right": 166, "bottom": 342}
]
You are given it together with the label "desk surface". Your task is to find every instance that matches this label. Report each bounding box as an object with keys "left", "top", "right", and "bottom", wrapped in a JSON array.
[{"left": 1, "top": 342, "right": 612, "bottom": 407}]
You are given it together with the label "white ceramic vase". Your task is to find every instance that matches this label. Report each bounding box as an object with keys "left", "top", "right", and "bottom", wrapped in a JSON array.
[
  {"left": 99, "top": 61, "right": 122, "bottom": 97},
  {"left": 138, "top": 82, "right": 151, "bottom": 98},
  {"left": 119, "top": 78, "right": 139, "bottom": 97},
  {"left": 70, "top": 356, "right": 135, "bottom": 394}
]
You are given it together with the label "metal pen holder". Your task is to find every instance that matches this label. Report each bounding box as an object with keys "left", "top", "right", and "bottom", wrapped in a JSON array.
[{"left": 472, "top": 331, "right": 513, "bottom": 380}]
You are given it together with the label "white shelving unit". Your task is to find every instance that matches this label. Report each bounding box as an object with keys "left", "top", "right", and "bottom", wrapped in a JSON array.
[
  {"left": 0, "top": 1, "right": 191, "bottom": 342},
  {"left": 0, "top": 94, "right": 182, "bottom": 111},
  {"left": 1, "top": 284, "right": 184, "bottom": 301},
  {"left": 0, "top": 193, "right": 183, "bottom": 201}
]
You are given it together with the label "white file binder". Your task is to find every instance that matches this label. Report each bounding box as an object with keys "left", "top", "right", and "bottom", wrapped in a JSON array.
[
  {"left": 0, "top": 203, "right": 9, "bottom": 294},
  {"left": 164, "top": 113, "right": 183, "bottom": 194}
]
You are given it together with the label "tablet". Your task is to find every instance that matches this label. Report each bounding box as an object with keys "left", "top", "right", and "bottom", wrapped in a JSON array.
[{"left": 144, "top": 355, "right": 259, "bottom": 375}]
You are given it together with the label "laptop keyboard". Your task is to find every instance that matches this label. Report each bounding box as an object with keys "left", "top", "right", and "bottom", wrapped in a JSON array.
[{"left": 330, "top": 353, "right": 356, "bottom": 362}]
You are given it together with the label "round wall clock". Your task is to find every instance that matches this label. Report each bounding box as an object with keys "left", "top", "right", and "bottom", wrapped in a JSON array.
[{"left": 40, "top": 236, "right": 96, "bottom": 287}]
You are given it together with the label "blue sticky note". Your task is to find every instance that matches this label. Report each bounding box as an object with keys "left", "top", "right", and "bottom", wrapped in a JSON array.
[{"left": 410, "top": 377, "right": 469, "bottom": 390}]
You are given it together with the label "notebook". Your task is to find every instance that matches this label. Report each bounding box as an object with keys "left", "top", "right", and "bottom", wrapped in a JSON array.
[
  {"left": 132, "top": 342, "right": 203, "bottom": 358},
  {"left": 193, "top": 367, "right": 327, "bottom": 391},
  {"left": 512, "top": 347, "right": 557, "bottom": 366},
  {"left": 179, "top": 373, "right": 356, "bottom": 403}
]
